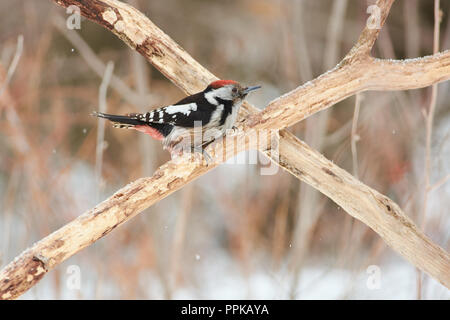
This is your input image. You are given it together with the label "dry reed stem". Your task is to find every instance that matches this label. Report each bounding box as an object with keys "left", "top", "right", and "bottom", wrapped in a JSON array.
[{"left": 416, "top": 0, "right": 441, "bottom": 300}]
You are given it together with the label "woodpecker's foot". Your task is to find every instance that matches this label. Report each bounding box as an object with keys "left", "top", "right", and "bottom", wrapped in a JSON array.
[
  {"left": 226, "top": 125, "right": 239, "bottom": 136},
  {"left": 191, "top": 146, "right": 212, "bottom": 165}
]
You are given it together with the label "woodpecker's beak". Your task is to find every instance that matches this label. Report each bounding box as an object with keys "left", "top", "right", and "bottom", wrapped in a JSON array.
[{"left": 243, "top": 85, "right": 261, "bottom": 94}]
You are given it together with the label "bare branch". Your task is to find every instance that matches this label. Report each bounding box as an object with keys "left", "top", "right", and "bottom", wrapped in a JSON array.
[
  {"left": 95, "top": 61, "right": 114, "bottom": 202},
  {"left": 0, "top": 35, "right": 24, "bottom": 98},
  {"left": 417, "top": 0, "right": 442, "bottom": 299},
  {"left": 428, "top": 174, "right": 450, "bottom": 193},
  {"left": 273, "top": 130, "right": 450, "bottom": 291},
  {"left": 246, "top": 51, "right": 450, "bottom": 131},
  {"left": 345, "top": 0, "right": 395, "bottom": 60},
  {"left": 0, "top": 160, "right": 212, "bottom": 299}
]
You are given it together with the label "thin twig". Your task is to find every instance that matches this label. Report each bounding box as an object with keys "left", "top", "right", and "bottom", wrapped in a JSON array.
[
  {"left": 290, "top": 0, "right": 348, "bottom": 297},
  {"left": 0, "top": 35, "right": 23, "bottom": 98},
  {"left": 417, "top": 0, "right": 441, "bottom": 299},
  {"left": 351, "top": 93, "right": 362, "bottom": 178},
  {"left": 130, "top": 50, "right": 157, "bottom": 175},
  {"left": 95, "top": 61, "right": 114, "bottom": 202},
  {"left": 427, "top": 174, "right": 450, "bottom": 193},
  {"left": 169, "top": 184, "right": 193, "bottom": 288},
  {"left": 52, "top": 16, "right": 154, "bottom": 108}
]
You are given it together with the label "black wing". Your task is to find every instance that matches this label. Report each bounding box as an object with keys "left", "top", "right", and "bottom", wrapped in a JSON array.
[{"left": 134, "top": 92, "right": 215, "bottom": 128}]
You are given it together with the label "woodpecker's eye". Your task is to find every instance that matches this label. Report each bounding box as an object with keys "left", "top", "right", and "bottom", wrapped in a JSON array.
[{"left": 232, "top": 87, "right": 238, "bottom": 94}]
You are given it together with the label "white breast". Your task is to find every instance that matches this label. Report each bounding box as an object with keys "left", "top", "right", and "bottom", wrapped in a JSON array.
[
  {"left": 207, "top": 104, "right": 224, "bottom": 128},
  {"left": 222, "top": 102, "right": 241, "bottom": 131}
]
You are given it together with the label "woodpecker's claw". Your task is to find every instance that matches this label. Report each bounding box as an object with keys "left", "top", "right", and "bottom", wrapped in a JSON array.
[
  {"left": 230, "top": 126, "right": 239, "bottom": 135},
  {"left": 192, "top": 146, "right": 212, "bottom": 165},
  {"left": 202, "top": 150, "right": 213, "bottom": 165}
]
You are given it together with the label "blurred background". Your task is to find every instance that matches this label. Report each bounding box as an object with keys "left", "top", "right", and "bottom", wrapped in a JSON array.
[{"left": 0, "top": 0, "right": 449, "bottom": 299}]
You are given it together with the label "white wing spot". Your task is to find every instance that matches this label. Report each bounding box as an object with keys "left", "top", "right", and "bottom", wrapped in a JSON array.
[{"left": 165, "top": 103, "right": 197, "bottom": 116}]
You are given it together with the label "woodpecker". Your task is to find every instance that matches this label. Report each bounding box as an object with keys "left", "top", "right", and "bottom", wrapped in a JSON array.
[{"left": 92, "top": 80, "right": 261, "bottom": 159}]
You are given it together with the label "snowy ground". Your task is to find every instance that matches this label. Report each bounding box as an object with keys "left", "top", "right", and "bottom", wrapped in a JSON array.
[{"left": 20, "top": 250, "right": 449, "bottom": 300}]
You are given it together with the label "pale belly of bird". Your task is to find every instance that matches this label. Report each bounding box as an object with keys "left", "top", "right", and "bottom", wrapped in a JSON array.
[
  {"left": 163, "top": 105, "right": 239, "bottom": 155},
  {"left": 162, "top": 124, "right": 225, "bottom": 153}
]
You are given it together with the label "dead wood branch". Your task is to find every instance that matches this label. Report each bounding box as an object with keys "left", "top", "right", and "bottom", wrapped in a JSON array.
[
  {"left": 1, "top": 0, "right": 449, "bottom": 299},
  {"left": 246, "top": 51, "right": 450, "bottom": 131}
]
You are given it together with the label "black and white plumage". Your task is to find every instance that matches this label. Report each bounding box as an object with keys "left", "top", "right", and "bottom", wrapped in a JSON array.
[{"left": 92, "top": 80, "right": 261, "bottom": 157}]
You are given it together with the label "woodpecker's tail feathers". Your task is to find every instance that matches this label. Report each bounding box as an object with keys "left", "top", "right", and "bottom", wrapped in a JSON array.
[
  {"left": 91, "top": 111, "right": 143, "bottom": 127},
  {"left": 112, "top": 123, "right": 135, "bottom": 129}
]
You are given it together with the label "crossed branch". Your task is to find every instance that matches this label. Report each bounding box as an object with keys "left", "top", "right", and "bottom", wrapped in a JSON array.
[{"left": 0, "top": 0, "right": 449, "bottom": 299}]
